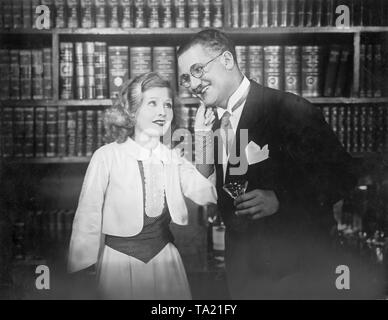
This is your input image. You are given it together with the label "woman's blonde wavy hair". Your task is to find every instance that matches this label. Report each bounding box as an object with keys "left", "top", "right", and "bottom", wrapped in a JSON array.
[{"left": 104, "top": 72, "right": 175, "bottom": 143}]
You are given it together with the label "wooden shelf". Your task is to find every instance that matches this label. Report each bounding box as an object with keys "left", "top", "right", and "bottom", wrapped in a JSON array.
[
  {"left": 58, "top": 99, "right": 112, "bottom": 107},
  {"left": 307, "top": 97, "right": 388, "bottom": 104},
  {"left": 3, "top": 157, "right": 91, "bottom": 164}
]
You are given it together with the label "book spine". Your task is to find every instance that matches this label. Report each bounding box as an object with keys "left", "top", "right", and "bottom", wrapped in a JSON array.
[
  {"left": 41, "top": 0, "right": 54, "bottom": 28},
  {"left": 359, "top": 106, "right": 366, "bottom": 152},
  {"left": 365, "top": 106, "right": 374, "bottom": 152},
  {"left": 287, "top": 0, "right": 296, "bottom": 27},
  {"left": 67, "top": 0, "right": 80, "bottom": 28},
  {"left": 80, "top": 0, "right": 94, "bottom": 28},
  {"left": 96, "top": 109, "right": 104, "bottom": 148},
  {"left": 240, "top": 0, "right": 249, "bottom": 28},
  {"left": 375, "top": 106, "right": 385, "bottom": 153},
  {"left": 261, "top": 0, "right": 269, "bottom": 27},
  {"left": 94, "top": 42, "right": 108, "bottom": 99},
  {"left": 334, "top": 47, "right": 351, "bottom": 97},
  {"left": 230, "top": 0, "right": 239, "bottom": 27},
  {"left": 3, "top": 0, "right": 12, "bottom": 29},
  {"left": 359, "top": 44, "right": 366, "bottom": 97},
  {"left": 75, "top": 42, "right": 86, "bottom": 99},
  {"left": 85, "top": 109, "right": 96, "bottom": 156},
  {"left": 304, "top": 0, "right": 313, "bottom": 27},
  {"left": 264, "top": 45, "right": 282, "bottom": 90},
  {"left": 67, "top": 109, "right": 76, "bottom": 154},
  {"left": 297, "top": 0, "right": 304, "bottom": 27},
  {"left": 76, "top": 110, "right": 85, "bottom": 156},
  {"left": 200, "top": 0, "right": 210, "bottom": 28},
  {"left": 129, "top": 47, "right": 152, "bottom": 78},
  {"left": 301, "top": 46, "right": 321, "bottom": 97},
  {"left": 55, "top": 0, "right": 67, "bottom": 28},
  {"left": 19, "top": 50, "right": 32, "bottom": 100},
  {"left": 60, "top": 42, "right": 74, "bottom": 99},
  {"left": 84, "top": 42, "right": 96, "bottom": 99},
  {"left": 24, "top": 107, "right": 34, "bottom": 157},
  {"left": 325, "top": 0, "right": 334, "bottom": 26},
  {"left": 10, "top": 50, "right": 21, "bottom": 100},
  {"left": 13, "top": 107, "right": 25, "bottom": 157},
  {"left": 22, "top": 0, "right": 32, "bottom": 29},
  {"left": 42, "top": 48, "right": 53, "bottom": 99},
  {"left": 2, "top": 107, "right": 14, "bottom": 157},
  {"left": 337, "top": 105, "right": 346, "bottom": 148},
  {"left": 95, "top": 0, "right": 107, "bottom": 28},
  {"left": 12, "top": 0, "right": 22, "bottom": 29},
  {"left": 175, "top": 0, "right": 186, "bottom": 28},
  {"left": 365, "top": 44, "right": 373, "bottom": 97},
  {"left": 280, "top": 0, "right": 287, "bottom": 27},
  {"left": 251, "top": 0, "right": 260, "bottom": 27},
  {"left": 0, "top": 0, "right": 3, "bottom": 30},
  {"left": 108, "top": 46, "right": 128, "bottom": 99},
  {"left": 120, "top": 0, "right": 132, "bottom": 28},
  {"left": 315, "top": 0, "right": 323, "bottom": 27},
  {"left": 188, "top": 0, "right": 199, "bottom": 28},
  {"left": 321, "top": 105, "right": 330, "bottom": 125},
  {"left": 58, "top": 106, "right": 67, "bottom": 157},
  {"left": 284, "top": 45, "right": 301, "bottom": 95},
  {"left": 149, "top": 0, "right": 160, "bottom": 28},
  {"left": 323, "top": 45, "right": 341, "bottom": 97},
  {"left": 161, "top": 0, "right": 173, "bottom": 27},
  {"left": 152, "top": 46, "right": 177, "bottom": 90},
  {"left": 270, "top": 0, "right": 279, "bottom": 27},
  {"left": 0, "top": 49, "right": 10, "bottom": 100},
  {"left": 35, "top": 106, "right": 46, "bottom": 157},
  {"left": 212, "top": 0, "right": 223, "bottom": 27},
  {"left": 248, "top": 45, "right": 264, "bottom": 85},
  {"left": 329, "top": 105, "right": 338, "bottom": 138},
  {"left": 46, "top": 106, "right": 58, "bottom": 157},
  {"left": 235, "top": 46, "right": 248, "bottom": 77},
  {"left": 134, "top": 0, "right": 146, "bottom": 27},
  {"left": 32, "top": 50, "right": 44, "bottom": 100},
  {"left": 372, "top": 44, "right": 383, "bottom": 97},
  {"left": 345, "top": 106, "right": 352, "bottom": 153}
]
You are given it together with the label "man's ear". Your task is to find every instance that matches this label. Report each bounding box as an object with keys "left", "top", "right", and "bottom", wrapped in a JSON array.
[{"left": 221, "top": 51, "right": 235, "bottom": 70}]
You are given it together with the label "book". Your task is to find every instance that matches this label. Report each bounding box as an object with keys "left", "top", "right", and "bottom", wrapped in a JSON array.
[
  {"left": 134, "top": 0, "right": 146, "bottom": 28},
  {"left": 301, "top": 46, "right": 321, "bottom": 97},
  {"left": 76, "top": 110, "right": 85, "bottom": 156},
  {"left": 304, "top": 0, "right": 313, "bottom": 27},
  {"left": 2, "top": 107, "right": 14, "bottom": 157},
  {"left": 80, "top": 0, "right": 94, "bottom": 28},
  {"left": 200, "top": 0, "right": 211, "bottom": 28},
  {"left": 12, "top": 0, "right": 22, "bottom": 29},
  {"left": 359, "top": 44, "right": 366, "bottom": 97},
  {"left": 20, "top": 50, "right": 32, "bottom": 100},
  {"left": 46, "top": 106, "right": 58, "bottom": 157},
  {"left": 42, "top": 48, "right": 53, "bottom": 99},
  {"left": 240, "top": 0, "right": 249, "bottom": 28},
  {"left": 42, "top": 0, "right": 54, "bottom": 28},
  {"left": 10, "top": 50, "right": 20, "bottom": 100},
  {"left": 279, "top": 0, "right": 287, "bottom": 27},
  {"left": 0, "top": 49, "right": 10, "bottom": 100},
  {"left": 149, "top": 0, "right": 160, "bottom": 28},
  {"left": 85, "top": 109, "right": 96, "bottom": 156},
  {"left": 251, "top": 0, "right": 260, "bottom": 27},
  {"left": 270, "top": 0, "right": 279, "bottom": 27},
  {"left": 14, "top": 107, "right": 25, "bottom": 157},
  {"left": 175, "top": 0, "right": 187, "bottom": 28},
  {"left": 108, "top": 46, "right": 128, "bottom": 99},
  {"left": 264, "top": 46, "right": 282, "bottom": 90},
  {"left": 96, "top": 109, "right": 104, "bottom": 148},
  {"left": 129, "top": 47, "right": 152, "bottom": 78},
  {"left": 66, "top": 110, "right": 77, "bottom": 156},
  {"left": 55, "top": 0, "right": 66, "bottom": 28},
  {"left": 67, "top": 0, "right": 79, "bottom": 28},
  {"left": 32, "top": 50, "right": 44, "bottom": 100},
  {"left": 152, "top": 47, "right": 177, "bottom": 90},
  {"left": 230, "top": 0, "right": 239, "bottom": 27},
  {"left": 365, "top": 44, "right": 373, "bottom": 97},
  {"left": 35, "top": 106, "right": 46, "bottom": 157},
  {"left": 84, "top": 42, "right": 96, "bottom": 99},
  {"left": 60, "top": 42, "right": 74, "bottom": 99},
  {"left": 337, "top": 105, "right": 345, "bottom": 148},
  {"left": 212, "top": 0, "right": 223, "bottom": 27},
  {"left": 3, "top": 0, "right": 12, "bottom": 29},
  {"left": 324, "top": 0, "right": 334, "bottom": 26},
  {"left": 287, "top": 0, "right": 297, "bottom": 27},
  {"left": 121, "top": 0, "right": 132, "bottom": 28},
  {"left": 235, "top": 46, "right": 248, "bottom": 76},
  {"left": 22, "top": 0, "right": 32, "bottom": 28},
  {"left": 334, "top": 47, "right": 351, "bottom": 97},
  {"left": 297, "top": 0, "right": 305, "bottom": 26},
  {"left": 323, "top": 45, "right": 341, "bottom": 97},
  {"left": 248, "top": 45, "right": 264, "bottom": 85},
  {"left": 161, "top": 0, "right": 173, "bottom": 27},
  {"left": 261, "top": 0, "right": 269, "bottom": 27},
  {"left": 94, "top": 42, "right": 108, "bottom": 99},
  {"left": 95, "top": 0, "right": 107, "bottom": 28},
  {"left": 75, "top": 42, "right": 86, "bottom": 99},
  {"left": 24, "top": 107, "right": 34, "bottom": 158},
  {"left": 372, "top": 44, "right": 383, "bottom": 97},
  {"left": 315, "top": 0, "right": 323, "bottom": 27},
  {"left": 188, "top": 0, "right": 200, "bottom": 28},
  {"left": 58, "top": 106, "right": 67, "bottom": 157},
  {"left": 284, "top": 46, "right": 301, "bottom": 95}
]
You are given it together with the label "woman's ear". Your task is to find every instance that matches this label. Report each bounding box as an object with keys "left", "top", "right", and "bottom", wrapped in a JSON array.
[{"left": 221, "top": 51, "right": 235, "bottom": 70}]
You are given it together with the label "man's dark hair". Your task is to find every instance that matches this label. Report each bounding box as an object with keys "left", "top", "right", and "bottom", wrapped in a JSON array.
[{"left": 177, "top": 29, "right": 237, "bottom": 61}]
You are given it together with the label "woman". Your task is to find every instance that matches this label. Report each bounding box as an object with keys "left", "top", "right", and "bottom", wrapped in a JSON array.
[{"left": 67, "top": 72, "right": 217, "bottom": 299}]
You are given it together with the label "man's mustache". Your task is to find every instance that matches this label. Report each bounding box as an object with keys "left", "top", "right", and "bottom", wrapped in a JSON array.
[{"left": 192, "top": 84, "right": 206, "bottom": 95}]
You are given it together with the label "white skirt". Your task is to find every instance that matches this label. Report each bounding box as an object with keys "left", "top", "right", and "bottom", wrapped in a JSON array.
[{"left": 97, "top": 243, "right": 192, "bottom": 300}]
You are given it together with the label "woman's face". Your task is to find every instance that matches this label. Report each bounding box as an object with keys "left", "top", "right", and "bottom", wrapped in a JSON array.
[{"left": 134, "top": 87, "right": 174, "bottom": 138}]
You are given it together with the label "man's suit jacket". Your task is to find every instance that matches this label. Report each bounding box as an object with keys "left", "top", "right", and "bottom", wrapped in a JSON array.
[{"left": 213, "top": 81, "right": 360, "bottom": 299}]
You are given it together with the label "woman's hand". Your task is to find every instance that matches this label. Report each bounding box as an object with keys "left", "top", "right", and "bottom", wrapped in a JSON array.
[{"left": 194, "top": 101, "right": 216, "bottom": 132}]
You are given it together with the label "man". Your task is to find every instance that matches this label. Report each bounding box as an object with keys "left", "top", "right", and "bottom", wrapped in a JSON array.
[{"left": 177, "top": 29, "right": 373, "bottom": 299}]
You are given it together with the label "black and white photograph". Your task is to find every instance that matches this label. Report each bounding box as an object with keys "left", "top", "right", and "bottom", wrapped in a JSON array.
[{"left": 0, "top": 0, "right": 387, "bottom": 307}]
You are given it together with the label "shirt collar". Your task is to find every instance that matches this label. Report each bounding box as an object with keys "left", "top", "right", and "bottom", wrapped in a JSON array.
[
  {"left": 122, "top": 137, "right": 170, "bottom": 163},
  {"left": 217, "top": 76, "right": 250, "bottom": 119}
]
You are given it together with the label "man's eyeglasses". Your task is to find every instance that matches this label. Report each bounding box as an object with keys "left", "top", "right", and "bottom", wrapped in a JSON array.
[{"left": 179, "top": 51, "right": 224, "bottom": 88}]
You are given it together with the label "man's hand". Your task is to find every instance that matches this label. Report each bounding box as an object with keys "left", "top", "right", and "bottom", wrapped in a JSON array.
[
  {"left": 194, "top": 101, "right": 215, "bottom": 132},
  {"left": 234, "top": 189, "right": 279, "bottom": 220}
]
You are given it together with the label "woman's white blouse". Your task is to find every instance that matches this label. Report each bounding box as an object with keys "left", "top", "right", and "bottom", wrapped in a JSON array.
[{"left": 68, "top": 138, "right": 217, "bottom": 273}]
